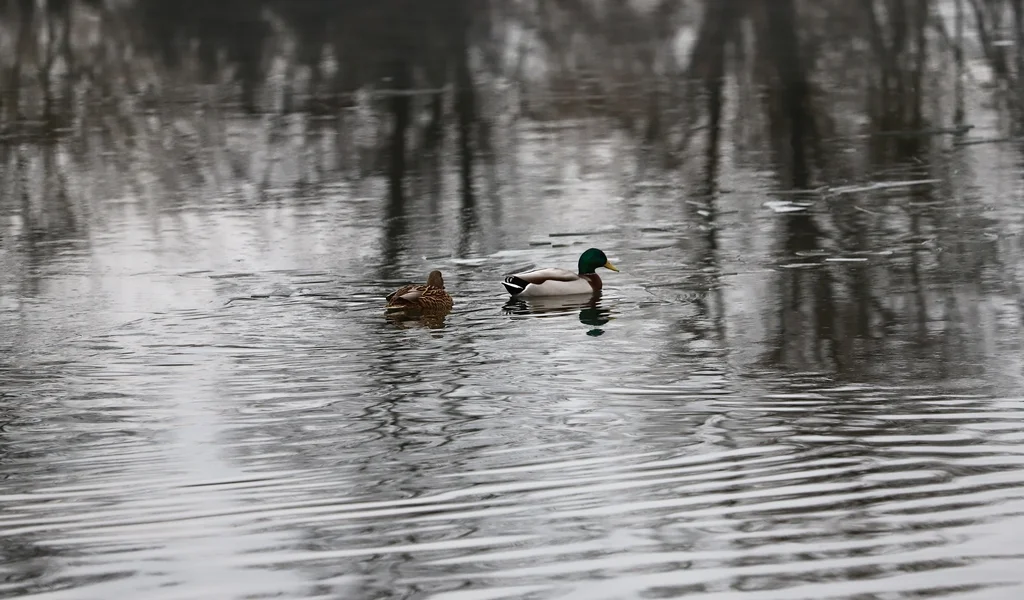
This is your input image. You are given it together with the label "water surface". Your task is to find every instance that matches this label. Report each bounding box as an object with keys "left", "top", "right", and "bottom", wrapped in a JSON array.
[
  {"left": 3, "top": 118, "right": 1024, "bottom": 600},
  {"left": 4, "top": 0, "right": 1024, "bottom": 593}
]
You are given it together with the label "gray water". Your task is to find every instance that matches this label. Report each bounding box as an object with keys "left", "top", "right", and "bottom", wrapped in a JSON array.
[{"left": 3, "top": 120, "right": 1024, "bottom": 600}]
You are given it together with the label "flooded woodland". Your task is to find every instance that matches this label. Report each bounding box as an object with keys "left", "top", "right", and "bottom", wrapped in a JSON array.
[{"left": 4, "top": 0, "right": 1024, "bottom": 598}]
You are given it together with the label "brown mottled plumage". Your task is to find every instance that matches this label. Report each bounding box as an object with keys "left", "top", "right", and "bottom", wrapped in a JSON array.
[{"left": 385, "top": 270, "right": 454, "bottom": 312}]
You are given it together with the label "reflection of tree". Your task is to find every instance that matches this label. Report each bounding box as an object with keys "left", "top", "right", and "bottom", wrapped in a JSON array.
[
  {"left": 2, "top": 0, "right": 1021, "bottom": 191},
  {"left": 1, "top": 0, "right": 491, "bottom": 201},
  {"left": 1, "top": 0, "right": 1023, "bottom": 379}
]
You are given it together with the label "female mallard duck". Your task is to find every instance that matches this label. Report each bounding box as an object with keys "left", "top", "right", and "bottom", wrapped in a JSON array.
[
  {"left": 501, "top": 248, "right": 618, "bottom": 297},
  {"left": 385, "top": 270, "right": 454, "bottom": 311}
]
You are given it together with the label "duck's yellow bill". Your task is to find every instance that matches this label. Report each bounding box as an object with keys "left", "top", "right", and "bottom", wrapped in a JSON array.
[{"left": 604, "top": 261, "right": 619, "bottom": 272}]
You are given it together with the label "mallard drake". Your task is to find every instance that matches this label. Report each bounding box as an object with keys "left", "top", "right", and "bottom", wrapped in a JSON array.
[
  {"left": 501, "top": 248, "right": 618, "bottom": 297},
  {"left": 385, "top": 270, "right": 454, "bottom": 311}
]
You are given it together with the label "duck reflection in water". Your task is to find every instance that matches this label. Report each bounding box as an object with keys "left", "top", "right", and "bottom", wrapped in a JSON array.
[
  {"left": 384, "top": 310, "right": 449, "bottom": 330},
  {"left": 502, "top": 293, "right": 612, "bottom": 336}
]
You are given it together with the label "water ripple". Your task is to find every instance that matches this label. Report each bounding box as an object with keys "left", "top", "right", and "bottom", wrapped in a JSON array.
[{"left": 5, "top": 185, "right": 1024, "bottom": 599}]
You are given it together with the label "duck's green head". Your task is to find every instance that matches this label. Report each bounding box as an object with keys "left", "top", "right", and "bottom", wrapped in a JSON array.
[{"left": 578, "top": 248, "right": 619, "bottom": 275}]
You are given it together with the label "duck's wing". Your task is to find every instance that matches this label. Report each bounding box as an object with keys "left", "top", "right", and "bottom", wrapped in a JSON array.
[
  {"left": 397, "top": 286, "right": 427, "bottom": 302},
  {"left": 511, "top": 268, "right": 581, "bottom": 284},
  {"left": 386, "top": 283, "right": 415, "bottom": 303}
]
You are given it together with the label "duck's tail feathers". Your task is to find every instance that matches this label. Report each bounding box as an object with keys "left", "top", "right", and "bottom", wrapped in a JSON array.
[{"left": 502, "top": 276, "right": 530, "bottom": 296}]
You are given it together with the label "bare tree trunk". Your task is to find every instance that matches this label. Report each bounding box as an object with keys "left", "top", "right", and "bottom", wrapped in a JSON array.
[
  {"left": 388, "top": 60, "right": 411, "bottom": 203},
  {"left": 970, "top": 0, "right": 1011, "bottom": 83},
  {"left": 757, "top": 0, "right": 815, "bottom": 189},
  {"left": 455, "top": 30, "right": 476, "bottom": 205},
  {"left": 62, "top": 0, "right": 76, "bottom": 119},
  {"left": 4, "top": 0, "right": 36, "bottom": 125},
  {"left": 1012, "top": 0, "right": 1024, "bottom": 129},
  {"left": 910, "top": 0, "right": 930, "bottom": 131},
  {"left": 954, "top": 0, "right": 965, "bottom": 124},
  {"left": 699, "top": 0, "right": 739, "bottom": 182}
]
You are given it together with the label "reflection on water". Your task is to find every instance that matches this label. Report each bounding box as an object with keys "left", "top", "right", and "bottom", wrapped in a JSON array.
[
  {"left": 385, "top": 310, "right": 450, "bottom": 330},
  {"left": 504, "top": 295, "right": 614, "bottom": 337},
  {"left": 4, "top": 185, "right": 1023, "bottom": 598},
  {"left": 3, "top": 0, "right": 1024, "bottom": 599}
]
